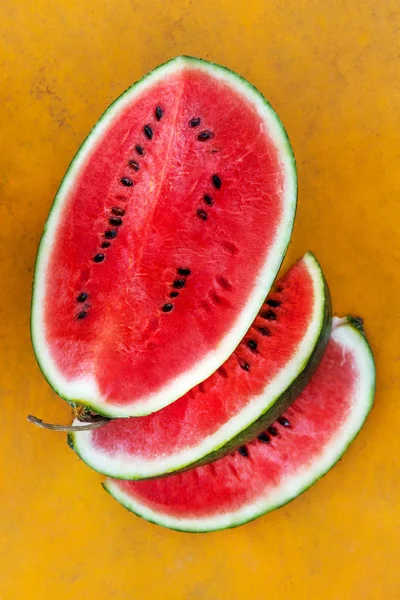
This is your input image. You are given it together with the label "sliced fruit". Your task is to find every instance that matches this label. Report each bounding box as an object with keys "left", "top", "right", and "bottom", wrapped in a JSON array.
[
  {"left": 71, "top": 252, "right": 331, "bottom": 479},
  {"left": 103, "top": 317, "right": 375, "bottom": 532},
  {"left": 31, "top": 56, "right": 297, "bottom": 418}
]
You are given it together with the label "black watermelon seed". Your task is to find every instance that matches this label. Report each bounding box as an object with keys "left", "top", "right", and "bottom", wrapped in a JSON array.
[
  {"left": 189, "top": 117, "right": 201, "bottom": 127},
  {"left": 109, "top": 217, "right": 123, "bottom": 227},
  {"left": 262, "top": 309, "right": 277, "bottom": 321},
  {"left": 155, "top": 106, "right": 163, "bottom": 120},
  {"left": 128, "top": 160, "right": 140, "bottom": 171},
  {"left": 268, "top": 426, "right": 278, "bottom": 436},
  {"left": 197, "top": 209, "right": 208, "bottom": 221},
  {"left": 238, "top": 446, "right": 249, "bottom": 457},
  {"left": 77, "top": 292, "right": 88, "bottom": 303},
  {"left": 170, "top": 291, "right": 179, "bottom": 298},
  {"left": 258, "top": 432, "right": 271, "bottom": 443},
  {"left": 77, "top": 310, "right": 88, "bottom": 320},
  {"left": 93, "top": 253, "right": 105, "bottom": 263},
  {"left": 177, "top": 267, "right": 191, "bottom": 276},
  {"left": 144, "top": 125, "right": 153, "bottom": 140},
  {"left": 203, "top": 194, "right": 214, "bottom": 206},
  {"left": 120, "top": 177, "right": 134, "bottom": 187},
  {"left": 105, "top": 230, "right": 117, "bottom": 239},
  {"left": 173, "top": 279, "right": 185, "bottom": 289},
  {"left": 212, "top": 174, "right": 221, "bottom": 189},
  {"left": 162, "top": 303, "right": 173, "bottom": 313},
  {"left": 246, "top": 339, "right": 258, "bottom": 351},
  {"left": 197, "top": 130, "right": 214, "bottom": 141},
  {"left": 257, "top": 326, "right": 271, "bottom": 336},
  {"left": 278, "top": 416, "right": 291, "bottom": 427},
  {"left": 101, "top": 242, "right": 111, "bottom": 248},
  {"left": 266, "top": 299, "right": 281, "bottom": 308},
  {"left": 239, "top": 359, "right": 250, "bottom": 372},
  {"left": 111, "top": 207, "right": 125, "bottom": 216},
  {"left": 135, "top": 145, "right": 145, "bottom": 156}
]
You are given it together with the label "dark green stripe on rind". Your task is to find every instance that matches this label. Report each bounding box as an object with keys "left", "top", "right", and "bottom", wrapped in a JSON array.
[
  {"left": 102, "top": 319, "right": 375, "bottom": 532},
  {"left": 31, "top": 55, "right": 297, "bottom": 417}
]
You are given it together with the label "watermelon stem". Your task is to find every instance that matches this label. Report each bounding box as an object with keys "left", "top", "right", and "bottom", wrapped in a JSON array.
[{"left": 27, "top": 414, "right": 110, "bottom": 432}]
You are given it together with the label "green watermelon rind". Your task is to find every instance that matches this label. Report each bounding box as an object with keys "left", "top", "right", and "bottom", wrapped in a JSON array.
[
  {"left": 102, "top": 319, "right": 375, "bottom": 532},
  {"left": 69, "top": 252, "right": 331, "bottom": 479},
  {"left": 30, "top": 56, "right": 297, "bottom": 418}
]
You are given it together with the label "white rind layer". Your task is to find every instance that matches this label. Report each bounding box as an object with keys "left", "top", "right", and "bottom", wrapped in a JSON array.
[
  {"left": 104, "top": 319, "right": 375, "bottom": 532},
  {"left": 31, "top": 56, "right": 297, "bottom": 417},
  {"left": 72, "top": 252, "right": 327, "bottom": 479}
]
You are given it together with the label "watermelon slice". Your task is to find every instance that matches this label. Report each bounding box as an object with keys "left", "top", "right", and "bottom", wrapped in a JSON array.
[
  {"left": 70, "top": 252, "right": 331, "bottom": 479},
  {"left": 103, "top": 318, "right": 375, "bottom": 532},
  {"left": 31, "top": 56, "right": 297, "bottom": 418}
]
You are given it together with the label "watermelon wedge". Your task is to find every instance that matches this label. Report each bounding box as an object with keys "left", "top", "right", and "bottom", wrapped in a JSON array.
[
  {"left": 31, "top": 56, "right": 297, "bottom": 418},
  {"left": 70, "top": 252, "right": 331, "bottom": 479},
  {"left": 103, "top": 318, "right": 375, "bottom": 532}
]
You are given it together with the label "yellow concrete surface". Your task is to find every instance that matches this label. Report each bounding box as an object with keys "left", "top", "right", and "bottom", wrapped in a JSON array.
[{"left": 1, "top": 1, "right": 399, "bottom": 598}]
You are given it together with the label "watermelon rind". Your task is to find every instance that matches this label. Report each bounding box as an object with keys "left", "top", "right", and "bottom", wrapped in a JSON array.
[
  {"left": 70, "top": 252, "right": 331, "bottom": 479},
  {"left": 31, "top": 56, "right": 297, "bottom": 418},
  {"left": 102, "top": 318, "right": 375, "bottom": 532}
]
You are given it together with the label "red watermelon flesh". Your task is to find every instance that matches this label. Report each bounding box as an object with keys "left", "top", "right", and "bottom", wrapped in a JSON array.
[
  {"left": 31, "top": 56, "right": 297, "bottom": 417},
  {"left": 71, "top": 252, "right": 331, "bottom": 479},
  {"left": 104, "top": 318, "right": 375, "bottom": 532}
]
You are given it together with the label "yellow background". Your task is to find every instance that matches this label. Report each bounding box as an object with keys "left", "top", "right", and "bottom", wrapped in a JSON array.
[{"left": 1, "top": 1, "right": 399, "bottom": 598}]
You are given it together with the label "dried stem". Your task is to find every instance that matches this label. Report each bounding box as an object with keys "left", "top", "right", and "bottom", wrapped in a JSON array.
[{"left": 27, "top": 414, "right": 110, "bottom": 432}]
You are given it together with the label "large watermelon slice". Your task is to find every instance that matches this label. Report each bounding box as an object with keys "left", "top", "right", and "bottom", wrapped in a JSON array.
[
  {"left": 70, "top": 252, "right": 331, "bottom": 479},
  {"left": 31, "top": 56, "right": 297, "bottom": 418},
  {"left": 104, "top": 318, "right": 375, "bottom": 532}
]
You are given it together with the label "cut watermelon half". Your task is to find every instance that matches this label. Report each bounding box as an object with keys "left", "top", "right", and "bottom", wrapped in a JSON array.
[
  {"left": 104, "top": 318, "right": 375, "bottom": 532},
  {"left": 31, "top": 56, "right": 297, "bottom": 418},
  {"left": 70, "top": 252, "right": 331, "bottom": 479}
]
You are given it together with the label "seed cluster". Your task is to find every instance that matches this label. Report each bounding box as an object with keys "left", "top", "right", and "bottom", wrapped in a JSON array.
[
  {"left": 234, "top": 414, "right": 292, "bottom": 459},
  {"left": 75, "top": 104, "right": 164, "bottom": 320},
  {"left": 256, "top": 292, "right": 283, "bottom": 325},
  {"left": 231, "top": 288, "right": 283, "bottom": 371},
  {"left": 161, "top": 267, "right": 191, "bottom": 313},
  {"left": 229, "top": 286, "right": 290, "bottom": 459},
  {"left": 75, "top": 290, "right": 89, "bottom": 319},
  {"left": 188, "top": 117, "right": 222, "bottom": 222},
  {"left": 196, "top": 174, "right": 222, "bottom": 221}
]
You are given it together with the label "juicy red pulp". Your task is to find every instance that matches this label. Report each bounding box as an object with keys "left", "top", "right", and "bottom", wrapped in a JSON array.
[{"left": 45, "top": 66, "right": 286, "bottom": 408}]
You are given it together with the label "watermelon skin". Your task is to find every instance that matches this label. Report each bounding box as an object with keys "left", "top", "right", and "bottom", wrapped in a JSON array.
[
  {"left": 70, "top": 252, "right": 331, "bottom": 479},
  {"left": 103, "top": 318, "right": 375, "bottom": 532},
  {"left": 31, "top": 56, "right": 297, "bottom": 418}
]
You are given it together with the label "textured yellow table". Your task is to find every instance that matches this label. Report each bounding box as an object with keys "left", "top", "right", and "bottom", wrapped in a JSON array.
[{"left": 1, "top": 2, "right": 399, "bottom": 599}]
